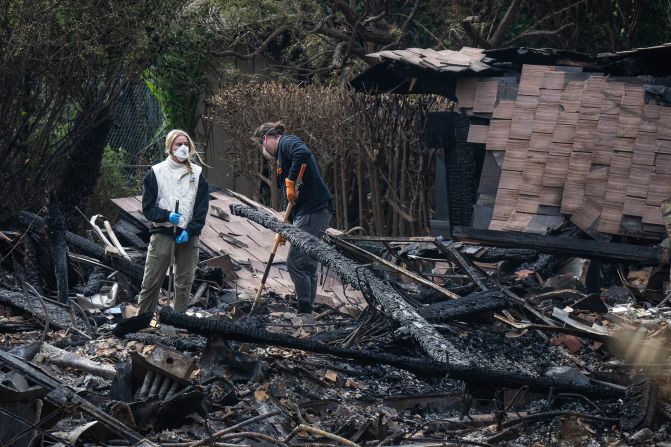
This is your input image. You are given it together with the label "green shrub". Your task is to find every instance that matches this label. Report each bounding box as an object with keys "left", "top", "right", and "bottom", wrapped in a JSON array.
[{"left": 90, "top": 145, "right": 139, "bottom": 222}]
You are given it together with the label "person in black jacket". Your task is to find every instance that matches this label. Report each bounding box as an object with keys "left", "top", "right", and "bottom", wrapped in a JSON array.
[
  {"left": 137, "top": 129, "right": 209, "bottom": 315},
  {"left": 253, "top": 122, "right": 333, "bottom": 313}
]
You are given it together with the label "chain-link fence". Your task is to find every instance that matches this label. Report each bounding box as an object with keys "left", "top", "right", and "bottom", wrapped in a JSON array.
[{"left": 107, "top": 81, "right": 166, "bottom": 184}]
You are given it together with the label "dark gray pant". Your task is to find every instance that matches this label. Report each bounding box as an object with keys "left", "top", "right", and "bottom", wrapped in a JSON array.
[{"left": 287, "top": 207, "right": 332, "bottom": 306}]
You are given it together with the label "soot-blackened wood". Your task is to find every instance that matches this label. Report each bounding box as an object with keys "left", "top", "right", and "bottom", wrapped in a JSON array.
[
  {"left": 18, "top": 211, "right": 144, "bottom": 285},
  {"left": 0, "top": 349, "right": 145, "bottom": 443},
  {"left": 113, "top": 220, "right": 148, "bottom": 249},
  {"left": 159, "top": 308, "right": 620, "bottom": 398},
  {"left": 0, "top": 290, "right": 71, "bottom": 329},
  {"left": 47, "top": 192, "right": 69, "bottom": 303},
  {"left": 452, "top": 226, "right": 665, "bottom": 265},
  {"left": 123, "top": 332, "right": 207, "bottom": 352},
  {"left": 230, "top": 204, "right": 466, "bottom": 366},
  {"left": 466, "top": 247, "right": 539, "bottom": 263},
  {"left": 23, "top": 233, "right": 44, "bottom": 295},
  {"left": 419, "top": 290, "right": 508, "bottom": 323},
  {"left": 82, "top": 267, "right": 105, "bottom": 297}
]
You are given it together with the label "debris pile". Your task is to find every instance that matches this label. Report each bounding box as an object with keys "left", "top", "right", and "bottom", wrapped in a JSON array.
[{"left": 0, "top": 190, "right": 670, "bottom": 445}]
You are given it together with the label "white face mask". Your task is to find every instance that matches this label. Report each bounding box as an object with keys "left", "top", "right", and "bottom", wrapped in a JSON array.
[
  {"left": 174, "top": 144, "right": 189, "bottom": 161},
  {"left": 262, "top": 148, "right": 274, "bottom": 160}
]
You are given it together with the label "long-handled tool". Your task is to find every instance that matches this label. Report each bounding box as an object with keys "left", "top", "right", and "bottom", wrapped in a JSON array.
[
  {"left": 251, "top": 164, "right": 306, "bottom": 313},
  {"left": 166, "top": 200, "right": 179, "bottom": 309}
]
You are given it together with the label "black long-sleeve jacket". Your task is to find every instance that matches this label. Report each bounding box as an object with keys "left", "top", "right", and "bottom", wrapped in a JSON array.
[{"left": 276, "top": 135, "right": 333, "bottom": 217}]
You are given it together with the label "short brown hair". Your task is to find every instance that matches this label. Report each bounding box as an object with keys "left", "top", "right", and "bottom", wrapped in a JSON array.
[{"left": 252, "top": 121, "right": 286, "bottom": 143}]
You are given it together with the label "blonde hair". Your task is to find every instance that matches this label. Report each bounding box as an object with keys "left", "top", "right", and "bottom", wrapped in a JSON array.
[
  {"left": 252, "top": 121, "right": 286, "bottom": 143},
  {"left": 164, "top": 129, "right": 209, "bottom": 173}
]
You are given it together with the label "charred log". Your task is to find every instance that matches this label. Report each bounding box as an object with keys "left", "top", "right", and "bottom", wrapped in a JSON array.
[
  {"left": 23, "top": 233, "right": 44, "bottom": 295},
  {"left": 0, "top": 290, "right": 72, "bottom": 329},
  {"left": 113, "top": 220, "right": 148, "bottom": 249},
  {"left": 159, "top": 308, "right": 620, "bottom": 398},
  {"left": 230, "top": 204, "right": 465, "bottom": 366},
  {"left": 82, "top": 267, "right": 106, "bottom": 297},
  {"left": 47, "top": 192, "right": 69, "bottom": 303},
  {"left": 418, "top": 290, "right": 508, "bottom": 323},
  {"left": 466, "top": 247, "right": 539, "bottom": 263},
  {"left": 18, "top": 211, "right": 144, "bottom": 285}
]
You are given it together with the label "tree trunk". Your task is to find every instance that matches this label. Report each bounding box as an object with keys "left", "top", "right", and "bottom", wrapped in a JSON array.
[{"left": 47, "top": 191, "right": 69, "bottom": 304}]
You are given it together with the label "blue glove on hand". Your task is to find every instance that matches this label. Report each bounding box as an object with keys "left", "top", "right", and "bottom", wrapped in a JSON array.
[
  {"left": 168, "top": 212, "right": 182, "bottom": 224},
  {"left": 176, "top": 229, "right": 189, "bottom": 244}
]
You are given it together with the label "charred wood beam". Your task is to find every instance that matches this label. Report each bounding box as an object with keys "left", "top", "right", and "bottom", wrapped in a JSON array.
[
  {"left": 81, "top": 267, "right": 105, "bottom": 296},
  {"left": 434, "top": 241, "right": 488, "bottom": 292},
  {"left": 418, "top": 290, "right": 508, "bottom": 323},
  {"left": 0, "top": 290, "right": 71, "bottom": 329},
  {"left": 230, "top": 204, "right": 466, "bottom": 365},
  {"left": 23, "top": 234, "right": 44, "bottom": 295},
  {"left": 0, "top": 349, "right": 146, "bottom": 444},
  {"left": 467, "top": 247, "right": 539, "bottom": 263},
  {"left": 337, "top": 235, "right": 437, "bottom": 242},
  {"left": 18, "top": 212, "right": 144, "bottom": 285},
  {"left": 112, "top": 221, "right": 147, "bottom": 249},
  {"left": 330, "top": 236, "right": 460, "bottom": 300},
  {"left": 159, "top": 308, "right": 620, "bottom": 398},
  {"left": 47, "top": 192, "right": 69, "bottom": 303},
  {"left": 452, "top": 226, "right": 666, "bottom": 265}
]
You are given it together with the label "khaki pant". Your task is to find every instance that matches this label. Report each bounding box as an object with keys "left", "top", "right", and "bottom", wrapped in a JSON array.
[{"left": 137, "top": 233, "right": 199, "bottom": 314}]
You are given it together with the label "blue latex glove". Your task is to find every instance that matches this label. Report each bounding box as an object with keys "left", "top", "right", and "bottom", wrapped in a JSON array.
[
  {"left": 176, "top": 229, "right": 189, "bottom": 244},
  {"left": 168, "top": 212, "right": 181, "bottom": 224}
]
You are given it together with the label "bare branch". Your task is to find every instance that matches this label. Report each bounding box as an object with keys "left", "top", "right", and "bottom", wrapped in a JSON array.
[
  {"left": 462, "top": 16, "right": 492, "bottom": 49},
  {"left": 489, "top": 0, "right": 521, "bottom": 46},
  {"left": 400, "top": 0, "right": 420, "bottom": 35},
  {"left": 333, "top": 0, "right": 358, "bottom": 27},
  {"left": 501, "top": 22, "right": 574, "bottom": 47},
  {"left": 209, "top": 25, "right": 289, "bottom": 59},
  {"left": 362, "top": 11, "right": 386, "bottom": 26}
]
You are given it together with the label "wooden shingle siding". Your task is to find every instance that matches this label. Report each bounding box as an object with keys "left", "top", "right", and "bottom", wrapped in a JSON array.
[{"left": 470, "top": 63, "right": 671, "bottom": 237}]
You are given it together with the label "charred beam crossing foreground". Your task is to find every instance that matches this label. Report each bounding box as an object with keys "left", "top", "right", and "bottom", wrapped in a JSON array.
[
  {"left": 159, "top": 308, "right": 620, "bottom": 398},
  {"left": 452, "top": 226, "right": 666, "bottom": 265}
]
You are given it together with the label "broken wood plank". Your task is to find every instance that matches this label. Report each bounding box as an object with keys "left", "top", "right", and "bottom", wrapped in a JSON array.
[
  {"left": 551, "top": 307, "right": 609, "bottom": 336},
  {"left": 336, "top": 236, "right": 437, "bottom": 243},
  {"left": 433, "top": 241, "right": 488, "bottom": 291},
  {"left": 452, "top": 226, "right": 665, "bottom": 265},
  {"left": 330, "top": 237, "right": 460, "bottom": 300},
  {"left": 103, "top": 219, "right": 130, "bottom": 260},
  {"left": 39, "top": 343, "right": 116, "bottom": 379}
]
